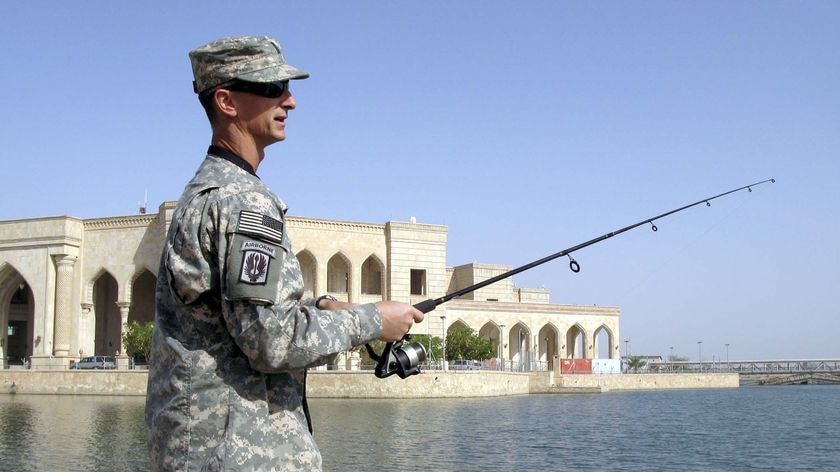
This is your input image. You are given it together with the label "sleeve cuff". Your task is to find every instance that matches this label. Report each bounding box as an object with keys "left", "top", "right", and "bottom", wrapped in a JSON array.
[
  {"left": 299, "top": 296, "right": 317, "bottom": 308},
  {"left": 351, "top": 303, "right": 383, "bottom": 346}
]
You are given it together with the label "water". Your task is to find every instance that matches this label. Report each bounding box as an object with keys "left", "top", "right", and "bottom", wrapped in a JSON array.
[{"left": 1, "top": 386, "right": 839, "bottom": 471}]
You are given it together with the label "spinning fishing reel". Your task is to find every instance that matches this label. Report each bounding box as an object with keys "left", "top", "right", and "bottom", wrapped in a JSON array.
[{"left": 365, "top": 334, "right": 428, "bottom": 379}]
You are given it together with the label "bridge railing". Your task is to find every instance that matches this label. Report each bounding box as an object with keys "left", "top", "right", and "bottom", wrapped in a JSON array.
[{"left": 648, "top": 359, "right": 840, "bottom": 374}]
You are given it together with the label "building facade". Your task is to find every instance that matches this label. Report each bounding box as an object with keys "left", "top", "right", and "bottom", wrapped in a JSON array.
[{"left": 0, "top": 202, "right": 620, "bottom": 369}]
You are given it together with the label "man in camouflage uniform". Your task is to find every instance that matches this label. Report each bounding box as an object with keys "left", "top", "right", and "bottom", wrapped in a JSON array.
[{"left": 145, "top": 35, "right": 424, "bottom": 471}]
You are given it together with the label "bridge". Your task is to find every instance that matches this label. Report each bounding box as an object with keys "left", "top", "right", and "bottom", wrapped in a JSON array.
[{"left": 647, "top": 359, "right": 840, "bottom": 386}]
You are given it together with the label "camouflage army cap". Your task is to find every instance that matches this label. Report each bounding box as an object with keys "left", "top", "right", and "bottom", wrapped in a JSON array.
[{"left": 189, "top": 35, "right": 309, "bottom": 94}]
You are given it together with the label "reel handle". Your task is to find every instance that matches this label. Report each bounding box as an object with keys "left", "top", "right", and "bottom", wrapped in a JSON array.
[{"left": 367, "top": 300, "right": 436, "bottom": 379}]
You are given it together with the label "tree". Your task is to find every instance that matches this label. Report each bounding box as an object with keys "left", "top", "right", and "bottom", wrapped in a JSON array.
[
  {"left": 626, "top": 356, "right": 647, "bottom": 373},
  {"left": 122, "top": 321, "right": 154, "bottom": 364},
  {"left": 445, "top": 325, "right": 495, "bottom": 361}
]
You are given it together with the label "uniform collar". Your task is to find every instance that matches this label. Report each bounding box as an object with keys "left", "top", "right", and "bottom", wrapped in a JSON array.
[{"left": 207, "top": 145, "right": 257, "bottom": 177}]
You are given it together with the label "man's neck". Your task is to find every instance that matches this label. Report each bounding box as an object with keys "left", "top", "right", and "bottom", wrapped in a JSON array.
[{"left": 211, "top": 132, "right": 264, "bottom": 172}]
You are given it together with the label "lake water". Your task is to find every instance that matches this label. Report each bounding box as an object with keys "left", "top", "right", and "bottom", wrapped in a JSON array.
[{"left": 1, "top": 386, "right": 838, "bottom": 471}]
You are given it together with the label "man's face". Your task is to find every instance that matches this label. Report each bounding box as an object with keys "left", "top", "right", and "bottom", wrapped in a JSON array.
[{"left": 230, "top": 86, "right": 297, "bottom": 149}]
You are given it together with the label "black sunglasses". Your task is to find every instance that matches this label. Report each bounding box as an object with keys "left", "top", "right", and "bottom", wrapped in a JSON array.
[{"left": 203, "top": 80, "right": 290, "bottom": 99}]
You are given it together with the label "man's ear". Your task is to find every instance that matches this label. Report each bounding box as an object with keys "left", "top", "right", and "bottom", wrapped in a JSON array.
[{"left": 214, "top": 89, "right": 238, "bottom": 118}]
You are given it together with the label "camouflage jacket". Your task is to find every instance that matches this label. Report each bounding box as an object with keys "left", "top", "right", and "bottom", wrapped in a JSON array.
[{"left": 146, "top": 152, "right": 383, "bottom": 471}]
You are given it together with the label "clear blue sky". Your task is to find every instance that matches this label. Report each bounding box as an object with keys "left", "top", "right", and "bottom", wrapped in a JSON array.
[{"left": 2, "top": 2, "right": 838, "bottom": 360}]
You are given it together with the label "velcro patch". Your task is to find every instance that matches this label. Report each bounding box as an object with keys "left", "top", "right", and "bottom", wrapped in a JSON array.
[
  {"left": 237, "top": 210, "right": 284, "bottom": 244},
  {"left": 240, "top": 251, "right": 271, "bottom": 285}
]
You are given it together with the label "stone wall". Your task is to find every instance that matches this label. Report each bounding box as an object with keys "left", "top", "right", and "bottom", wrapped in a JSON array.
[
  {"left": 2, "top": 370, "right": 738, "bottom": 397},
  {"left": 307, "top": 370, "right": 533, "bottom": 398},
  {"left": 554, "top": 373, "right": 740, "bottom": 391},
  {"left": 2, "top": 370, "right": 148, "bottom": 396}
]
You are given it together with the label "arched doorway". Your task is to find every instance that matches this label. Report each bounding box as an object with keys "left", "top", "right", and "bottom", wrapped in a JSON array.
[
  {"left": 1, "top": 265, "right": 35, "bottom": 366},
  {"left": 478, "top": 321, "right": 502, "bottom": 369},
  {"left": 538, "top": 324, "right": 559, "bottom": 370},
  {"left": 445, "top": 319, "right": 471, "bottom": 362},
  {"left": 594, "top": 325, "right": 614, "bottom": 359},
  {"left": 508, "top": 322, "right": 531, "bottom": 371},
  {"left": 360, "top": 255, "right": 384, "bottom": 299},
  {"left": 128, "top": 270, "right": 156, "bottom": 324},
  {"left": 296, "top": 250, "right": 317, "bottom": 298},
  {"left": 93, "top": 272, "right": 121, "bottom": 356},
  {"left": 566, "top": 324, "right": 587, "bottom": 359},
  {"left": 326, "top": 253, "right": 351, "bottom": 301}
]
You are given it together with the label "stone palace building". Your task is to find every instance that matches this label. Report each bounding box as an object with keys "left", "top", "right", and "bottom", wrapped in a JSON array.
[{"left": 0, "top": 202, "right": 620, "bottom": 370}]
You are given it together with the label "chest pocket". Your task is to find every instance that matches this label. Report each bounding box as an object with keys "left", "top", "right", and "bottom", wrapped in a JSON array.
[{"left": 224, "top": 210, "right": 289, "bottom": 305}]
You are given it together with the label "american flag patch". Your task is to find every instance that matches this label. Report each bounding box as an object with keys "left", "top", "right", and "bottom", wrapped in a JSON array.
[{"left": 237, "top": 210, "right": 284, "bottom": 243}]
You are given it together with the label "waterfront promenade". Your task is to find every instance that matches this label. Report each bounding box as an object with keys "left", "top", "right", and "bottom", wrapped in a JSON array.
[{"left": 1, "top": 369, "right": 738, "bottom": 397}]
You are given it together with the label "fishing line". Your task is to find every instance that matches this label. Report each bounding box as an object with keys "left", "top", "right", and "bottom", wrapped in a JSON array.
[
  {"left": 616, "top": 190, "right": 759, "bottom": 303},
  {"left": 367, "top": 178, "right": 775, "bottom": 379}
]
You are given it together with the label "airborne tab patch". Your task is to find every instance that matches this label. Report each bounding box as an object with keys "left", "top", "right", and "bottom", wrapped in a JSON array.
[{"left": 237, "top": 210, "right": 284, "bottom": 244}]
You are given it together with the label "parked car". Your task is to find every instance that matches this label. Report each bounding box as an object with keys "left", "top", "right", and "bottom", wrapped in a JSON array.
[
  {"left": 72, "top": 356, "right": 117, "bottom": 369},
  {"left": 450, "top": 360, "right": 484, "bottom": 370}
]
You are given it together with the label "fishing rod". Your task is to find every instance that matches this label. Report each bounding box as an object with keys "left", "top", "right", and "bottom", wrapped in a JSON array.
[{"left": 367, "top": 178, "right": 775, "bottom": 379}]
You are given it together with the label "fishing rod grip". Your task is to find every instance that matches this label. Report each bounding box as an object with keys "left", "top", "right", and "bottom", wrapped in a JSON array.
[{"left": 413, "top": 299, "right": 438, "bottom": 314}]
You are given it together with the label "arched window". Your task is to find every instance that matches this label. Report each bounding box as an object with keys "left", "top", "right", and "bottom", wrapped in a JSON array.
[
  {"left": 296, "top": 250, "right": 317, "bottom": 298},
  {"left": 361, "top": 255, "right": 384, "bottom": 295},
  {"left": 326, "top": 253, "right": 351, "bottom": 297}
]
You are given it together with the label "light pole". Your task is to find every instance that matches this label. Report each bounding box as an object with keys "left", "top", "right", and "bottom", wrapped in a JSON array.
[
  {"left": 623, "top": 339, "right": 630, "bottom": 373},
  {"left": 499, "top": 324, "right": 506, "bottom": 371},
  {"left": 697, "top": 341, "right": 703, "bottom": 372},
  {"left": 440, "top": 315, "right": 446, "bottom": 370},
  {"left": 544, "top": 337, "right": 550, "bottom": 371},
  {"left": 725, "top": 343, "right": 730, "bottom": 372},
  {"left": 669, "top": 346, "right": 674, "bottom": 372}
]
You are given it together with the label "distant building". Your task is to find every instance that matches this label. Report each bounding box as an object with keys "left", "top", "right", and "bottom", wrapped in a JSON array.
[{"left": 0, "top": 202, "right": 620, "bottom": 369}]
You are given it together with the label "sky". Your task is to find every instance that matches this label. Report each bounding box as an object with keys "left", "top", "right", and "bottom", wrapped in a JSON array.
[{"left": 2, "top": 1, "right": 838, "bottom": 361}]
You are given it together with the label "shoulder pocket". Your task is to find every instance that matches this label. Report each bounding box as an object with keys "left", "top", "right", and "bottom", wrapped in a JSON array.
[{"left": 224, "top": 232, "right": 289, "bottom": 305}]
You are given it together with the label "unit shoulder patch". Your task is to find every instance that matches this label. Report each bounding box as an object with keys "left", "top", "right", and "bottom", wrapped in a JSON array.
[
  {"left": 239, "top": 250, "right": 271, "bottom": 285},
  {"left": 226, "top": 231, "right": 284, "bottom": 304}
]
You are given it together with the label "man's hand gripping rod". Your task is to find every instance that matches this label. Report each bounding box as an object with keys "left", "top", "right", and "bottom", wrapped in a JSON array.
[{"left": 367, "top": 178, "right": 775, "bottom": 379}]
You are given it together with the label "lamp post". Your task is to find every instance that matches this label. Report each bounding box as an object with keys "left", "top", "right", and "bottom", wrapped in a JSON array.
[
  {"left": 725, "top": 343, "right": 730, "bottom": 372},
  {"left": 697, "top": 341, "right": 703, "bottom": 372},
  {"left": 544, "top": 337, "right": 550, "bottom": 371},
  {"left": 669, "top": 346, "right": 674, "bottom": 372},
  {"left": 499, "top": 324, "right": 506, "bottom": 371},
  {"left": 623, "top": 339, "right": 630, "bottom": 373},
  {"left": 440, "top": 315, "right": 446, "bottom": 371}
]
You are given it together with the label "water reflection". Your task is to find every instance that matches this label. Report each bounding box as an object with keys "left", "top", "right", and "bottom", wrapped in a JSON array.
[
  {"left": 0, "top": 394, "right": 149, "bottom": 471},
  {"left": 0, "top": 396, "right": 37, "bottom": 471},
  {"left": 2, "top": 386, "right": 840, "bottom": 471}
]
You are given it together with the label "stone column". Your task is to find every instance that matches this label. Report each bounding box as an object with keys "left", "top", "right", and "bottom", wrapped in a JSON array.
[
  {"left": 79, "top": 303, "right": 93, "bottom": 357},
  {"left": 116, "top": 302, "right": 131, "bottom": 358},
  {"left": 52, "top": 255, "right": 77, "bottom": 357}
]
